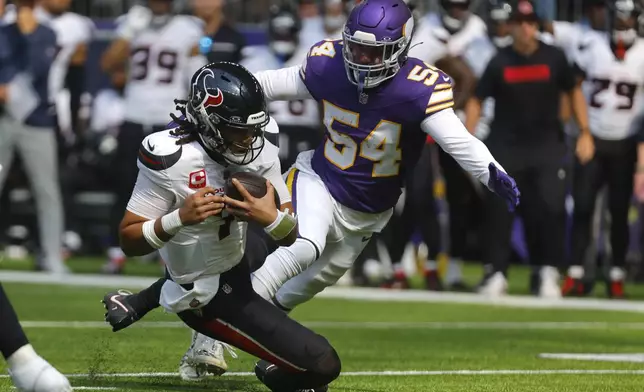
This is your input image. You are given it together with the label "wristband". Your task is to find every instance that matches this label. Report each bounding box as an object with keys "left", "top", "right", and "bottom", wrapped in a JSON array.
[
  {"left": 161, "top": 209, "right": 183, "bottom": 236},
  {"left": 637, "top": 165, "right": 644, "bottom": 173},
  {"left": 142, "top": 220, "right": 165, "bottom": 249},
  {"left": 264, "top": 209, "right": 297, "bottom": 241}
]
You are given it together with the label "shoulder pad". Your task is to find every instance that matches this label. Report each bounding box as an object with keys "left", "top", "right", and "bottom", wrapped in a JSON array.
[
  {"left": 264, "top": 118, "right": 279, "bottom": 148},
  {"left": 138, "top": 130, "right": 183, "bottom": 171}
]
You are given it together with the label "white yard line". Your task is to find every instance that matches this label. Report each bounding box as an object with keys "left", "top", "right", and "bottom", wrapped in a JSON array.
[
  {"left": 3, "top": 270, "right": 644, "bottom": 312},
  {"left": 12, "top": 388, "right": 117, "bottom": 391},
  {"left": 3, "top": 370, "right": 644, "bottom": 379},
  {"left": 18, "top": 320, "right": 644, "bottom": 330},
  {"left": 539, "top": 353, "right": 644, "bottom": 363}
]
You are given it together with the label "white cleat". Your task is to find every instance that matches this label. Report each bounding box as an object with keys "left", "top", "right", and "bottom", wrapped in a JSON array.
[
  {"left": 9, "top": 356, "right": 72, "bottom": 392},
  {"left": 179, "top": 331, "right": 238, "bottom": 381},
  {"left": 539, "top": 266, "right": 562, "bottom": 299},
  {"left": 477, "top": 271, "right": 508, "bottom": 297}
]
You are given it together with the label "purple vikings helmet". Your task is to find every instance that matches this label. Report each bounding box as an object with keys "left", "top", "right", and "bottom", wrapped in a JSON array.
[{"left": 342, "top": 0, "right": 415, "bottom": 90}]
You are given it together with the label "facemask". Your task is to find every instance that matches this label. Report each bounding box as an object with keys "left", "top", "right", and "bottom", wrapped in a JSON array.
[
  {"left": 493, "top": 35, "right": 513, "bottom": 48},
  {"left": 613, "top": 28, "right": 637, "bottom": 46},
  {"left": 270, "top": 41, "right": 297, "bottom": 58}
]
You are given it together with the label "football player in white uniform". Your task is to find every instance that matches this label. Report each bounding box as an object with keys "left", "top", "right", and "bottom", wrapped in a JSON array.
[
  {"left": 243, "top": 3, "right": 323, "bottom": 170},
  {"left": 542, "top": 0, "right": 607, "bottom": 62},
  {"left": 102, "top": 62, "right": 340, "bottom": 391},
  {"left": 100, "top": 0, "right": 208, "bottom": 274},
  {"left": 409, "top": 0, "right": 487, "bottom": 64},
  {"left": 563, "top": 0, "right": 644, "bottom": 299}
]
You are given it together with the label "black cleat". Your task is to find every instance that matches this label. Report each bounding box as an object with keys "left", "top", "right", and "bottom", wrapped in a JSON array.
[
  {"left": 102, "top": 290, "right": 140, "bottom": 332},
  {"left": 255, "top": 360, "right": 329, "bottom": 392}
]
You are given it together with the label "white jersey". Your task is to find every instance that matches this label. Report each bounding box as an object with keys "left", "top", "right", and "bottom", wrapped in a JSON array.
[
  {"left": 575, "top": 35, "right": 644, "bottom": 140},
  {"left": 409, "top": 13, "right": 487, "bottom": 64},
  {"left": 126, "top": 118, "right": 290, "bottom": 284},
  {"left": 462, "top": 36, "right": 497, "bottom": 140},
  {"left": 243, "top": 45, "right": 321, "bottom": 133},
  {"left": 118, "top": 15, "right": 203, "bottom": 125},
  {"left": 551, "top": 21, "right": 595, "bottom": 63}
]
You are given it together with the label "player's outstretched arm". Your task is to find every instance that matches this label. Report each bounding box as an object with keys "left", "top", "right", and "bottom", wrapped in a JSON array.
[
  {"left": 224, "top": 179, "right": 298, "bottom": 246},
  {"left": 254, "top": 66, "right": 313, "bottom": 102},
  {"left": 120, "top": 181, "right": 225, "bottom": 256},
  {"left": 421, "top": 108, "right": 520, "bottom": 211}
]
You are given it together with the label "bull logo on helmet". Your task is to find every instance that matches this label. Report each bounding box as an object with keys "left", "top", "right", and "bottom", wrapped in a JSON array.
[{"left": 192, "top": 68, "right": 224, "bottom": 109}]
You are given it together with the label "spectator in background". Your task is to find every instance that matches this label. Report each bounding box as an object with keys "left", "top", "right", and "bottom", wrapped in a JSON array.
[
  {"left": 465, "top": 0, "right": 592, "bottom": 298},
  {"left": 193, "top": 0, "right": 245, "bottom": 63},
  {"left": 323, "top": 0, "right": 347, "bottom": 39},
  {"left": 242, "top": 3, "right": 322, "bottom": 170},
  {"left": 100, "top": 0, "right": 205, "bottom": 274},
  {"left": 408, "top": 0, "right": 482, "bottom": 289},
  {"left": 0, "top": 0, "right": 67, "bottom": 274},
  {"left": 564, "top": 0, "right": 643, "bottom": 299}
]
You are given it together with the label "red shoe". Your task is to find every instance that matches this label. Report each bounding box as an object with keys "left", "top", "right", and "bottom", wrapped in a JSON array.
[
  {"left": 608, "top": 280, "right": 626, "bottom": 299},
  {"left": 424, "top": 270, "right": 444, "bottom": 291},
  {"left": 380, "top": 270, "right": 410, "bottom": 289},
  {"left": 561, "top": 276, "right": 585, "bottom": 297}
]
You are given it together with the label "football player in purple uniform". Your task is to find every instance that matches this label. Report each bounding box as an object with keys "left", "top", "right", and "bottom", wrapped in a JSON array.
[{"left": 250, "top": 0, "right": 519, "bottom": 308}]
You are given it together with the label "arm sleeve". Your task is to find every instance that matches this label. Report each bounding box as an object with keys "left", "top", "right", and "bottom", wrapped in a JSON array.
[
  {"left": 421, "top": 108, "right": 504, "bottom": 187},
  {"left": 263, "top": 159, "right": 291, "bottom": 206},
  {"left": 254, "top": 65, "right": 313, "bottom": 101},
  {"left": 126, "top": 169, "right": 176, "bottom": 220},
  {"left": 474, "top": 55, "right": 499, "bottom": 100}
]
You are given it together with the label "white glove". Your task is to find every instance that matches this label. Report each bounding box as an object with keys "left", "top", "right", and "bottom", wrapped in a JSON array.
[{"left": 118, "top": 5, "right": 152, "bottom": 41}]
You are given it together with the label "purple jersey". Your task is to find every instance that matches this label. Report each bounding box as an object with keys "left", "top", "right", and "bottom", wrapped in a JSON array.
[{"left": 301, "top": 39, "right": 455, "bottom": 213}]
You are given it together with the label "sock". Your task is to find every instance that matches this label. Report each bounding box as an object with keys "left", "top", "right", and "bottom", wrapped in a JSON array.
[
  {"left": 129, "top": 278, "right": 165, "bottom": 317},
  {"left": 0, "top": 284, "right": 30, "bottom": 360},
  {"left": 6, "top": 345, "right": 38, "bottom": 370},
  {"left": 445, "top": 258, "right": 464, "bottom": 286},
  {"left": 252, "top": 238, "right": 318, "bottom": 301}
]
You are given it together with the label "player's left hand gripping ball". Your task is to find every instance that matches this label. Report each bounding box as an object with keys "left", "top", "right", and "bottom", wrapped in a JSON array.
[{"left": 488, "top": 163, "right": 520, "bottom": 212}]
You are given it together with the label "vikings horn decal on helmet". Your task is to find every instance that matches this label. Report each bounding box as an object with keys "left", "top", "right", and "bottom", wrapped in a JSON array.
[
  {"left": 186, "top": 62, "right": 269, "bottom": 165},
  {"left": 342, "top": 0, "right": 415, "bottom": 90}
]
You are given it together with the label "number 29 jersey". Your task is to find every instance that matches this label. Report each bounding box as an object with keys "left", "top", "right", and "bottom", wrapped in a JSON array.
[
  {"left": 117, "top": 15, "right": 203, "bottom": 125},
  {"left": 575, "top": 34, "right": 644, "bottom": 140},
  {"left": 301, "top": 39, "right": 455, "bottom": 213}
]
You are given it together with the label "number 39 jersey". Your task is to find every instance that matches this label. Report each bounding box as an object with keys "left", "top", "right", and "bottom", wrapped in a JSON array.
[
  {"left": 126, "top": 119, "right": 289, "bottom": 283},
  {"left": 302, "top": 39, "right": 455, "bottom": 213},
  {"left": 118, "top": 15, "right": 203, "bottom": 125},
  {"left": 575, "top": 35, "right": 644, "bottom": 140}
]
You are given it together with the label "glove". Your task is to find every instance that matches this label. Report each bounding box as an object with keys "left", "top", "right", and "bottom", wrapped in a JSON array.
[
  {"left": 118, "top": 5, "right": 152, "bottom": 41},
  {"left": 487, "top": 162, "right": 520, "bottom": 212}
]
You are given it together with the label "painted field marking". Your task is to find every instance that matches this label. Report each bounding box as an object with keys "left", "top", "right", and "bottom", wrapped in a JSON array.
[
  {"left": 18, "top": 321, "right": 644, "bottom": 330},
  {"left": 3, "top": 270, "right": 644, "bottom": 313},
  {"left": 539, "top": 353, "right": 644, "bottom": 363},
  {"left": 3, "top": 369, "right": 644, "bottom": 379}
]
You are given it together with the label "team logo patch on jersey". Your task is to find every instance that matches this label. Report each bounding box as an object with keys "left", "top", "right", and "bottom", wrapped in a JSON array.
[{"left": 189, "top": 169, "right": 207, "bottom": 189}]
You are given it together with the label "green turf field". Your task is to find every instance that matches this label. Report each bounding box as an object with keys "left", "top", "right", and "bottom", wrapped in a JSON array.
[{"left": 1, "top": 276, "right": 644, "bottom": 392}]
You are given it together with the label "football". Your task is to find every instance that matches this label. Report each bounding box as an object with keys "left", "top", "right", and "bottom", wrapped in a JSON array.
[{"left": 225, "top": 171, "right": 281, "bottom": 207}]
